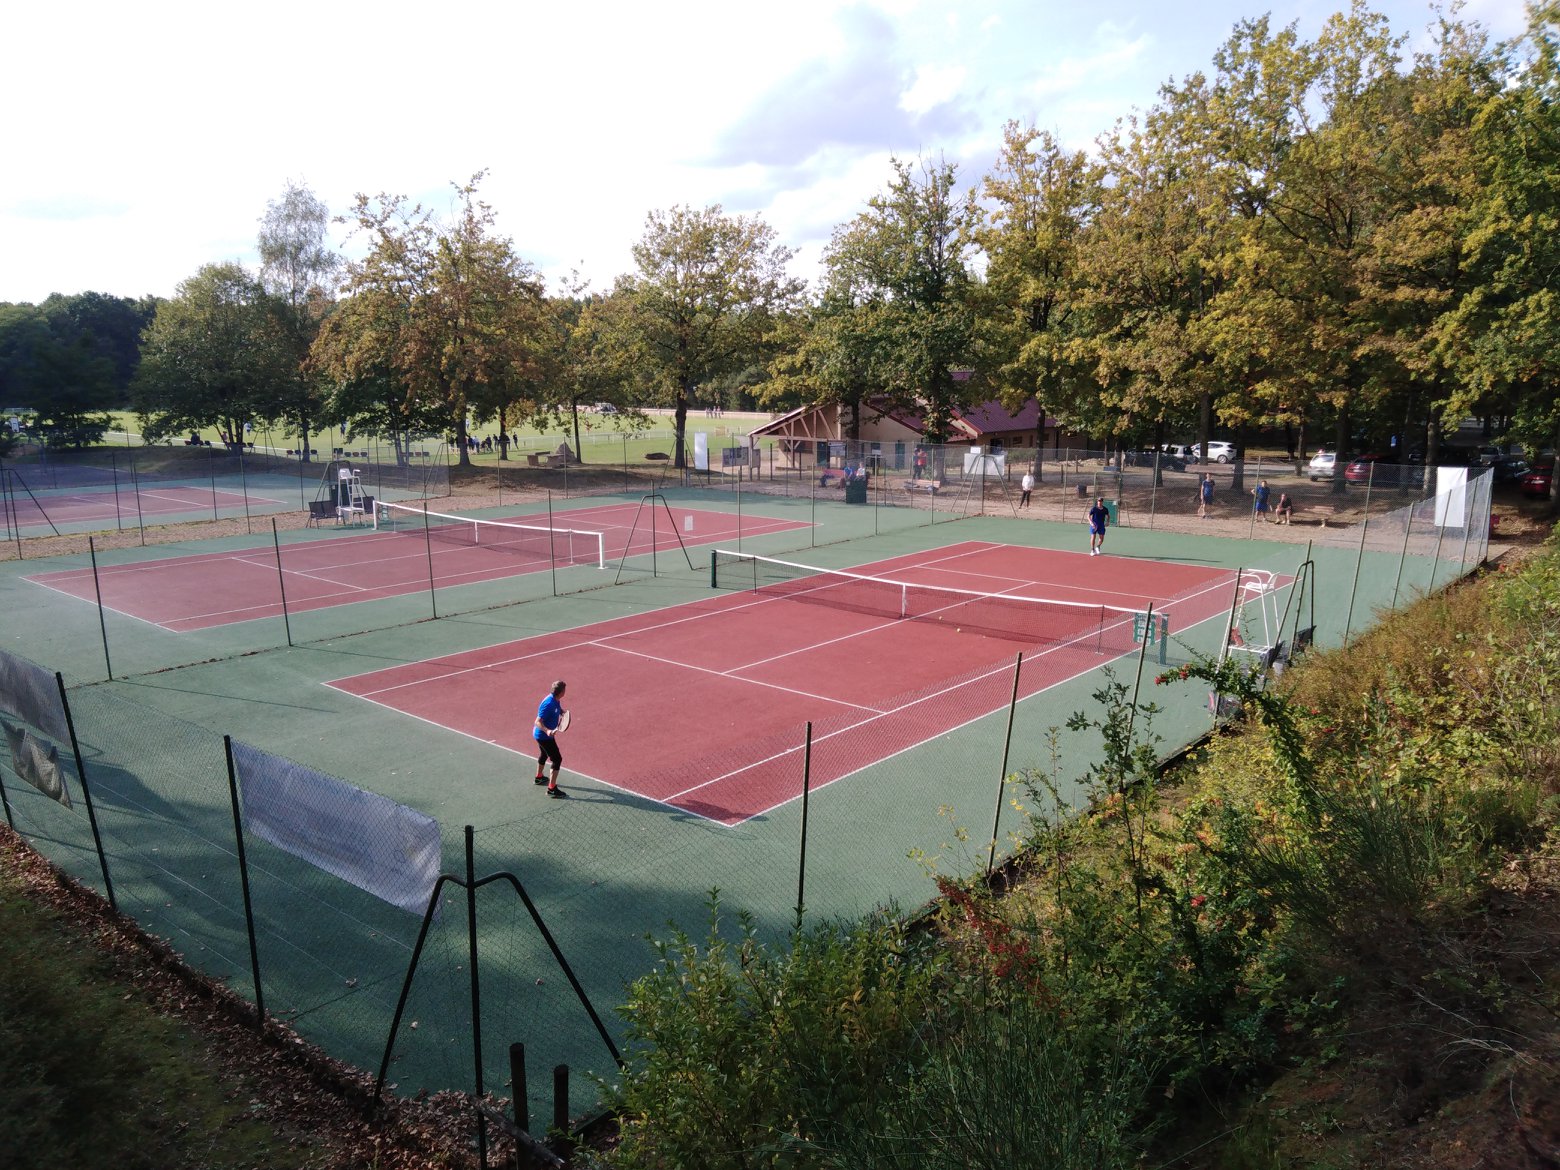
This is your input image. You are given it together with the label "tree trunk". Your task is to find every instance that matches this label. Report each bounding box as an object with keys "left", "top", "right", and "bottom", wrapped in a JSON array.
[
  {"left": 673, "top": 388, "right": 689, "bottom": 470},
  {"left": 1331, "top": 411, "right": 1350, "bottom": 496},
  {"left": 454, "top": 413, "right": 471, "bottom": 468},
  {"left": 1198, "top": 392, "right": 1213, "bottom": 464}
]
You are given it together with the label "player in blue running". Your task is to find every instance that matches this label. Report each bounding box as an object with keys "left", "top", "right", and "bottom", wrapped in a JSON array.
[
  {"left": 1087, "top": 496, "right": 1110, "bottom": 556},
  {"left": 532, "top": 680, "right": 568, "bottom": 798}
]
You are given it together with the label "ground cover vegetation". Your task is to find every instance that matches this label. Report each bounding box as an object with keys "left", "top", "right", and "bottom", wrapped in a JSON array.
[
  {"left": 585, "top": 535, "right": 1560, "bottom": 1170},
  {"left": 1, "top": 4, "right": 1557, "bottom": 506}
]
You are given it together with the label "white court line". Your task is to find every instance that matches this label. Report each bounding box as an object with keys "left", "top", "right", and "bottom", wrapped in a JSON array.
[
  {"left": 594, "top": 640, "right": 886, "bottom": 714},
  {"left": 680, "top": 571, "right": 1266, "bottom": 822}
]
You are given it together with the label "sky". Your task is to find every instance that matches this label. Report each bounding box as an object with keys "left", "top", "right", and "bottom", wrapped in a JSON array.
[{"left": 0, "top": 0, "right": 1530, "bottom": 307}]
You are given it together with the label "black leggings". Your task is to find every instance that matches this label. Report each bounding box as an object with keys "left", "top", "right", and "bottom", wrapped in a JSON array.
[{"left": 536, "top": 737, "right": 562, "bottom": 771}]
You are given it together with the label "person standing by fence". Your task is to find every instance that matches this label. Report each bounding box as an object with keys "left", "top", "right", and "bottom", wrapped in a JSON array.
[{"left": 1198, "top": 473, "right": 1215, "bottom": 519}]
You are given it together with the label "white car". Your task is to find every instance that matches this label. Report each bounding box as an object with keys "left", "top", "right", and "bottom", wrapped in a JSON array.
[
  {"left": 1203, "top": 441, "right": 1235, "bottom": 463},
  {"left": 1308, "top": 451, "right": 1337, "bottom": 481}
]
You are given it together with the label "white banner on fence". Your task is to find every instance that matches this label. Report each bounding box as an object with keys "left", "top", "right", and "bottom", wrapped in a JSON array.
[
  {"left": 0, "top": 649, "right": 69, "bottom": 741},
  {"left": 693, "top": 431, "right": 709, "bottom": 471},
  {"left": 1434, "top": 467, "right": 1469, "bottom": 528},
  {"left": 962, "top": 447, "right": 1007, "bottom": 477},
  {"left": 232, "top": 741, "right": 442, "bottom": 916}
]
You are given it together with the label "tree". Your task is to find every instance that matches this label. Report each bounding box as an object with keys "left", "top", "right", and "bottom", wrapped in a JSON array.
[
  {"left": 312, "top": 174, "right": 547, "bottom": 467},
  {"left": 1434, "top": 6, "right": 1560, "bottom": 508},
  {"left": 617, "top": 204, "right": 802, "bottom": 468},
  {"left": 258, "top": 181, "right": 340, "bottom": 457},
  {"left": 0, "top": 293, "right": 155, "bottom": 446},
  {"left": 974, "top": 122, "right": 1102, "bottom": 435},
  {"left": 134, "top": 263, "right": 295, "bottom": 443},
  {"left": 824, "top": 156, "right": 981, "bottom": 447}
]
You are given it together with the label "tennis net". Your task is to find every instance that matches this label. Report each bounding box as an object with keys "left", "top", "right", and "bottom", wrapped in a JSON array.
[
  {"left": 375, "top": 501, "right": 606, "bottom": 569},
  {"left": 710, "top": 549, "right": 1162, "bottom": 653}
]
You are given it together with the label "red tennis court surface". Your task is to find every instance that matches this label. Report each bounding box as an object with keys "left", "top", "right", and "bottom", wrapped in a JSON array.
[
  {"left": 24, "top": 502, "right": 810, "bottom": 631},
  {"left": 327, "top": 542, "right": 1249, "bottom": 825},
  {"left": 9, "top": 484, "right": 283, "bottom": 527}
]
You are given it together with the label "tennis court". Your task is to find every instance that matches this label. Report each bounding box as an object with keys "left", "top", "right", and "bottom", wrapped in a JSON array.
[
  {"left": 4, "top": 483, "right": 290, "bottom": 530},
  {"left": 328, "top": 541, "right": 1242, "bottom": 824},
  {"left": 22, "top": 501, "right": 811, "bottom": 632}
]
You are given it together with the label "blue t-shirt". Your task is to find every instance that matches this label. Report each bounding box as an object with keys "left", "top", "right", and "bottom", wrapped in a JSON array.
[
  {"left": 1087, "top": 504, "right": 1108, "bottom": 531},
  {"left": 534, "top": 694, "right": 562, "bottom": 741},
  {"left": 1253, "top": 483, "right": 1270, "bottom": 510},
  {"left": 1200, "top": 479, "right": 1214, "bottom": 502}
]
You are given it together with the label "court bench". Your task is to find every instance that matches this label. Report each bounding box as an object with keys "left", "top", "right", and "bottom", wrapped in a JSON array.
[{"left": 903, "top": 478, "right": 941, "bottom": 495}]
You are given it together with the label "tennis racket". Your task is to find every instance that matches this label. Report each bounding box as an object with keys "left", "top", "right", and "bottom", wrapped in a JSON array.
[{"left": 555, "top": 710, "right": 571, "bottom": 733}]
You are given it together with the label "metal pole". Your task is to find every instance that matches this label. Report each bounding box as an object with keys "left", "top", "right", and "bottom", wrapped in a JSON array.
[
  {"left": 796, "top": 722, "right": 812, "bottom": 927},
  {"left": 422, "top": 500, "right": 439, "bottom": 619},
  {"left": 1125, "top": 605, "right": 1154, "bottom": 749},
  {"left": 1342, "top": 488, "right": 1371, "bottom": 647},
  {"left": 238, "top": 446, "right": 254, "bottom": 535},
  {"left": 271, "top": 519, "right": 293, "bottom": 648},
  {"left": 129, "top": 450, "right": 146, "bottom": 546},
  {"left": 510, "top": 1043, "right": 529, "bottom": 1134},
  {"left": 223, "top": 736, "right": 266, "bottom": 1027},
  {"left": 55, "top": 673, "right": 115, "bottom": 911},
  {"left": 87, "top": 537, "right": 113, "bottom": 681},
  {"left": 547, "top": 491, "right": 558, "bottom": 597},
  {"left": 466, "top": 826, "right": 488, "bottom": 1170},
  {"left": 986, "top": 652, "right": 1024, "bottom": 877},
  {"left": 111, "top": 449, "right": 124, "bottom": 531},
  {"left": 1219, "top": 569, "right": 1245, "bottom": 667}
]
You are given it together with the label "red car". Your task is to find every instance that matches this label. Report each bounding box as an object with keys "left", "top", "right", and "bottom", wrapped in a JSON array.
[
  {"left": 1344, "top": 454, "right": 1416, "bottom": 487},
  {"left": 1519, "top": 465, "right": 1553, "bottom": 499}
]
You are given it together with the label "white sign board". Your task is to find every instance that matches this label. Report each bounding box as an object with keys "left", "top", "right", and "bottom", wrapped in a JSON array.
[
  {"left": 1433, "top": 466, "right": 1469, "bottom": 528},
  {"left": 693, "top": 431, "right": 709, "bottom": 471}
]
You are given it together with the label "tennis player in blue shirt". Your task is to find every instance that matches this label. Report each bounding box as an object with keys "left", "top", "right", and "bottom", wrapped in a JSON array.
[
  {"left": 1087, "top": 497, "right": 1110, "bottom": 556},
  {"left": 532, "top": 680, "right": 568, "bottom": 798}
]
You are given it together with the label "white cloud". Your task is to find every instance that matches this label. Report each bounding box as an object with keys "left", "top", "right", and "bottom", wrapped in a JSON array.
[{"left": 901, "top": 63, "right": 969, "bottom": 114}]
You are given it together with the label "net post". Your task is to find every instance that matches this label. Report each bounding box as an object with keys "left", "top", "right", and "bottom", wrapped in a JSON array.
[
  {"left": 223, "top": 735, "right": 266, "bottom": 1028},
  {"left": 710, "top": 549, "right": 718, "bottom": 589},
  {"left": 986, "top": 652, "right": 1023, "bottom": 877}
]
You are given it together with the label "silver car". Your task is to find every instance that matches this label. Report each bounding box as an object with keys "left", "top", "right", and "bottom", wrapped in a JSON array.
[{"left": 1308, "top": 451, "right": 1337, "bottom": 481}]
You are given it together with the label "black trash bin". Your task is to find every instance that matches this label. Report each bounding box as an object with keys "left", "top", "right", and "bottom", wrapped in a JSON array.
[{"left": 844, "top": 477, "right": 869, "bottom": 505}]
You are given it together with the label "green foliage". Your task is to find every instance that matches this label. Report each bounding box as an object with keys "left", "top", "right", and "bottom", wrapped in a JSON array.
[{"left": 606, "top": 894, "right": 944, "bottom": 1169}]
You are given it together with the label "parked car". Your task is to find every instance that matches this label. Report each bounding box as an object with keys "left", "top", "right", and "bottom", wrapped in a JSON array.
[
  {"left": 1202, "top": 440, "right": 1236, "bottom": 463},
  {"left": 1519, "top": 465, "right": 1554, "bottom": 499},
  {"left": 1161, "top": 443, "right": 1198, "bottom": 464},
  {"left": 1343, "top": 454, "right": 1419, "bottom": 487},
  {"left": 1126, "top": 448, "right": 1188, "bottom": 471},
  {"left": 1490, "top": 457, "right": 1530, "bottom": 486},
  {"left": 1308, "top": 450, "right": 1338, "bottom": 481}
]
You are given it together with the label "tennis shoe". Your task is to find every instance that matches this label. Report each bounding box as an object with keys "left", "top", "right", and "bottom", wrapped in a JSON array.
[
  {"left": 533, "top": 774, "right": 547, "bottom": 785},
  {"left": 547, "top": 786, "right": 567, "bottom": 799}
]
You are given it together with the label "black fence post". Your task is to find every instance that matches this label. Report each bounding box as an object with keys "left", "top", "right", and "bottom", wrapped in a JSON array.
[
  {"left": 54, "top": 673, "right": 115, "bottom": 911},
  {"left": 222, "top": 736, "right": 266, "bottom": 1027},
  {"left": 796, "top": 722, "right": 812, "bottom": 928},
  {"left": 466, "top": 826, "right": 487, "bottom": 1170},
  {"left": 987, "top": 652, "right": 1024, "bottom": 877},
  {"left": 87, "top": 537, "right": 113, "bottom": 681},
  {"left": 510, "top": 1042, "right": 529, "bottom": 1134},
  {"left": 270, "top": 519, "right": 293, "bottom": 648}
]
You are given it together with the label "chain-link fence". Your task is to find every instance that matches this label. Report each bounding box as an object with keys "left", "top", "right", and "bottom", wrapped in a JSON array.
[
  {"left": 0, "top": 463, "right": 1495, "bottom": 1155},
  {"left": 0, "top": 437, "right": 451, "bottom": 550}
]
